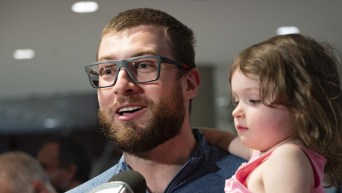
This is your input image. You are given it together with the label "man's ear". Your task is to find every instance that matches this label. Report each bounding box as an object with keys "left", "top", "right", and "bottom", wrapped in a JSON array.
[
  {"left": 185, "top": 68, "right": 200, "bottom": 99},
  {"left": 32, "top": 180, "right": 49, "bottom": 193},
  {"left": 32, "top": 180, "right": 56, "bottom": 193},
  {"left": 66, "top": 163, "right": 77, "bottom": 179}
]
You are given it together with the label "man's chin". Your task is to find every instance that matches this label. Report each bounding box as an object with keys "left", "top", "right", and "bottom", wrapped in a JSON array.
[
  {"left": 116, "top": 130, "right": 173, "bottom": 154},
  {"left": 118, "top": 144, "right": 155, "bottom": 154}
]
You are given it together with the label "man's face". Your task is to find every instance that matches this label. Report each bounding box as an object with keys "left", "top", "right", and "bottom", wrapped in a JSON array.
[
  {"left": 0, "top": 176, "right": 14, "bottom": 193},
  {"left": 97, "top": 25, "right": 187, "bottom": 153},
  {"left": 36, "top": 143, "right": 69, "bottom": 192}
]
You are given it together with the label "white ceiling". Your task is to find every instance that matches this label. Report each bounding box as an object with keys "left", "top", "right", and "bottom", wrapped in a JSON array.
[{"left": 1, "top": 0, "right": 342, "bottom": 100}]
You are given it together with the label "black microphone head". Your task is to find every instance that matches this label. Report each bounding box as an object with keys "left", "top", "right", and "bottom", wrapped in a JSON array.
[{"left": 109, "top": 170, "right": 146, "bottom": 193}]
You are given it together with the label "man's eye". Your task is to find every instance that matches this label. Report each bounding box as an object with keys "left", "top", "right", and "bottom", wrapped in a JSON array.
[
  {"left": 137, "top": 62, "right": 154, "bottom": 69},
  {"left": 137, "top": 62, "right": 147, "bottom": 69},
  {"left": 99, "top": 66, "right": 115, "bottom": 76},
  {"left": 104, "top": 69, "right": 112, "bottom": 74},
  {"left": 132, "top": 61, "right": 157, "bottom": 73}
]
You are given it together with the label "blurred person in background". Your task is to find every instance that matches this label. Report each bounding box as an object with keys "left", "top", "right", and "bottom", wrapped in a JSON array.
[
  {"left": 0, "top": 151, "right": 57, "bottom": 193},
  {"left": 36, "top": 136, "right": 92, "bottom": 193}
]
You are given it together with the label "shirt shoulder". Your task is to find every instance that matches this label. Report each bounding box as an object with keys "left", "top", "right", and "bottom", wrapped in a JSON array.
[{"left": 65, "top": 160, "right": 123, "bottom": 193}]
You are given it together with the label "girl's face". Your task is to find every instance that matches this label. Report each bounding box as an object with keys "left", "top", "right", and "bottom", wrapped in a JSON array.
[{"left": 231, "top": 69, "right": 295, "bottom": 152}]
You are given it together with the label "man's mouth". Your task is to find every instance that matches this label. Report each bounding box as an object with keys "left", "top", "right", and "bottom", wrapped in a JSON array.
[{"left": 117, "top": 106, "right": 144, "bottom": 116}]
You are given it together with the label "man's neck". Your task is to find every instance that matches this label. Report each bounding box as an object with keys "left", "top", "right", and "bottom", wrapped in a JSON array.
[{"left": 124, "top": 127, "right": 196, "bottom": 193}]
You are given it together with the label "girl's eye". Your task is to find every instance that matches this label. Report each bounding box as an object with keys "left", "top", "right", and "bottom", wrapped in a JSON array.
[
  {"left": 232, "top": 100, "right": 239, "bottom": 107},
  {"left": 249, "top": 99, "right": 261, "bottom": 105}
]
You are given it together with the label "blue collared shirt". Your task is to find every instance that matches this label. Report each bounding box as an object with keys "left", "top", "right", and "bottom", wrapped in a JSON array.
[{"left": 66, "top": 129, "right": 245, "bottom": 193}]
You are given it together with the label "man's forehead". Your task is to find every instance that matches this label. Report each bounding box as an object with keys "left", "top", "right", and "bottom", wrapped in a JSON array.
[{"left": 98, "top": 25, "right": 172, "bottom": 61}]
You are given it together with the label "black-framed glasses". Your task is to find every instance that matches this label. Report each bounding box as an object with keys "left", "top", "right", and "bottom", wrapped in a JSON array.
[{"left": 85, "top": 55, "right": 190, "bottom": 88}]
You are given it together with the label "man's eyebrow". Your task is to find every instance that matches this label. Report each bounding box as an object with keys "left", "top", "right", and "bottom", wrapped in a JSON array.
[
  {"left": 98, "top": 56, "right": 114, "bottom": 61},
  {"left": 131, "top": 50, "right": 158, "bottom": 57},
  {"left": 97, "top": 51, "right": 158, "bottom": 62}
]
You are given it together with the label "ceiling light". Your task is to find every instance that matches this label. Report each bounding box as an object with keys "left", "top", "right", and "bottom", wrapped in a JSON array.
[
  {"left": 277, "top": 26, "right": 300, "bottom": 35},
  {"left": 44, "top": 118, "right": 59, "bottom": 129},
  {"left": 71, "top": 1, "right": 98, "bottom": 13},
  {"left": 13, "top": 49, "right": 35, "bottom": 60}
]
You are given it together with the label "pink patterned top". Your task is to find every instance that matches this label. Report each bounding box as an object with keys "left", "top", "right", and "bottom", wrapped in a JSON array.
[{"left": 224, "top": 145, "right": 326, "bottom": 193}]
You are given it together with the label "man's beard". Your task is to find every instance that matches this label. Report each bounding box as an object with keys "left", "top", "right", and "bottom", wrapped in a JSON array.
[{"left": 98, "top": 83, "right": 185, "bottom": 154}]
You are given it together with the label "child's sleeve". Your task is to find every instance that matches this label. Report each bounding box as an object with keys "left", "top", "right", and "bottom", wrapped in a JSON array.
[{"left": 199, "top": 127, "right": 251, "bottom": 160}]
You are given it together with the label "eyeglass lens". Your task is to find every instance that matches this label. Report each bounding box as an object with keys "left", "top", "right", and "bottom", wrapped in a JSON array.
[{"left": 88, "top": 57, "right": 160, "bottom": 87}]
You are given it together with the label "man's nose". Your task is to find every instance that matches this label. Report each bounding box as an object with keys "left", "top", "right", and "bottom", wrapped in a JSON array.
[{"left": 112, "top": 68, "right": 137, "bottom": 95}]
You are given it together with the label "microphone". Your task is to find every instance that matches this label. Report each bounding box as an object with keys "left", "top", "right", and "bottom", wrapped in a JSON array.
[{"left": 87, "top": 170, "right": 146, "bottom": 193}]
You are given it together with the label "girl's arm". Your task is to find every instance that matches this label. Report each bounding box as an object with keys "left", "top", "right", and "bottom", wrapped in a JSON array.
[
  {"left": 199, "top": 128, "right": 251, "bottom": 160},
  {"left": 261, "top": 144, "right": 315, "bottom": 193}
]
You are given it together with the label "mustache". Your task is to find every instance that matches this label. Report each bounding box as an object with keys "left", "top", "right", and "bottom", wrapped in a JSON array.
[{"left": 115, "top": 95, "right": 148, "bottom": 104}]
